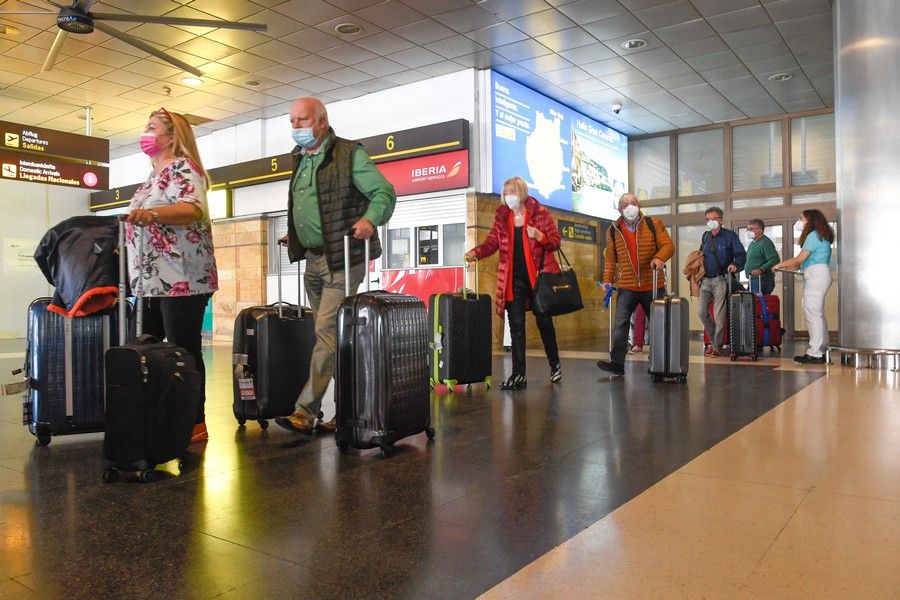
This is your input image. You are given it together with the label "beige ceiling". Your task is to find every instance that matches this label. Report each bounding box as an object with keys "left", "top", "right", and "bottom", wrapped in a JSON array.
[{"left": 0, "top": 0, "right": 833, "bottom": 160}]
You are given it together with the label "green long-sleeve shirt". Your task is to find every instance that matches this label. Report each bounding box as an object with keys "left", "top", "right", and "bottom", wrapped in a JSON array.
[
  {"left": 744, "top": 234, "right": 780, "bottom": 283},
  {"left": 291, "top": 133, "right": 396, "bottom": 248}
]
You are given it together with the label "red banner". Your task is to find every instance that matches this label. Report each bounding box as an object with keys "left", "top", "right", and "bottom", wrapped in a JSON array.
[
  {"left": 376, "top": 149, "right": 468, "bottom": 196},
  {"left": 380, "top": 267, "right": 467, "bottom": 304}
]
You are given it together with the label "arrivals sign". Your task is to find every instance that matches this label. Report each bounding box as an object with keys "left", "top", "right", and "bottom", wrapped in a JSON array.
[
  {"left": 558, "top": 219, "right": 597, "bottom": 244},
  {"left": 0, "top": 150, "right": 108, "bottom": 190}
]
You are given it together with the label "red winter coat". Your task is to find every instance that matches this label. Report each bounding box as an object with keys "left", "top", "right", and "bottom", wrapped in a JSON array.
[{"left": 470, "top": 196, "right": 561, "bottom": 316}]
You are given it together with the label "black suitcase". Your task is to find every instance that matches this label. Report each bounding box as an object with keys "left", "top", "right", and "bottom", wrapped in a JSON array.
[
  {"left": 728, "top": 290, "right": 758, "bottom": 361},
  {"left": 232, "top": 244, "right": 315, "bottom": 428},
  {"left": 24, "top": 299, "right": 130, "bottom": 446},
  {"left": 101, "top": 220, "right": 202, "bottom": 482},
  {"left": 428, "top": 284, "right": 492, "bottom": 391},
  {"left": 334, "top": 235, "right": 434, "bottom": 457},
  {"left": 103, "top": 335, "right": 201, "bottom": 482},
  {"left": 647, "top": 269, "right": 689, "bottom": 383}
]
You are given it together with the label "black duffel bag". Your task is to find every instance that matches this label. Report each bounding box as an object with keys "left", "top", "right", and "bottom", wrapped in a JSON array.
[{"left": 533, "top": 247, "right": 584, "bottom": 317}]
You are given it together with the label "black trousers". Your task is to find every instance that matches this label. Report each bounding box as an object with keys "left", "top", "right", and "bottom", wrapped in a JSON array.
[
  {"left": 506, "top": 274, "right": 560, "bottom": 378},
  {"left": 142, "top": 293, "right": 211, "bottom": 423},
  {"left": 610, "top": 287, "right": 664, "bottom": 366}
]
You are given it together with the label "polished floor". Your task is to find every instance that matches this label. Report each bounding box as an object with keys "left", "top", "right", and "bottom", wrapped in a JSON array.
[{"left": 2, "top": 338, "right": 885, "bottom": 599}]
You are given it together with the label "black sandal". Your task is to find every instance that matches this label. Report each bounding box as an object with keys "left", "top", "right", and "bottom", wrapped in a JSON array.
[{"left": 499, "top": 374, "right": 527, "bottom": 390}]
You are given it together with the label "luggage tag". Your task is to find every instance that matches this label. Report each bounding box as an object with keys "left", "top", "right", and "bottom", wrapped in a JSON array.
[{"left": 237, "top": 377, "right": 256, "bottom": 400}]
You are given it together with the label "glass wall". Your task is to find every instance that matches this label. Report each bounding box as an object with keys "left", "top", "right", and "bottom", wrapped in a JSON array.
[
  {"left": 791, "top": 113, "right": 835, "bottom": 186},
  {"left": 633, "top": 137, "right": 670, "bottom": 200},
  {"left": 732, "top": 121, "right": 783, "bottom": 191},
  {"left": 677, "top": 129, "right": 724, "bottom": 196}
]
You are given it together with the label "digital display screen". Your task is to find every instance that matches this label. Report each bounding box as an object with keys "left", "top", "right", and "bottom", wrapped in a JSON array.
[{"left": 490, "top": 71, "right": 628, "bottom": 220}]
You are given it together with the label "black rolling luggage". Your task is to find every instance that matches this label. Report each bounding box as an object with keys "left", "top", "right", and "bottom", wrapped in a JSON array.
[
  {"left": 24, "top": 299, "right": 129, "bottom": 446},
  {"left": 648, "top": 268, "right": 689, "bottom": 383},
  {"left": 102, "top": 221, "right": 201, "bottom": 483},
  {"left": 428, "top": 258, "right": 492, "bottom": 391},
  {"left": 728, "top": 285, "right": 758, "bottom": 361},
  {"left": 334, "top": 234, "right": 434, "bottom": 457},
  {"left": 232, "top": 242, "right": 315, "bottom": 428}
]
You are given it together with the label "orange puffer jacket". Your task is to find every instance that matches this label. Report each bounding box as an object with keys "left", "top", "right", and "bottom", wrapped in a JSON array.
[{"left": 602, "top": 215, "right": 675, "bottom": 291}]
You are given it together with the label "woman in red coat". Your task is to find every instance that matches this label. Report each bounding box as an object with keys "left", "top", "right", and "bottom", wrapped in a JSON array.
[{"left": 465, "top": 176, "right": 562, "bottom": 390}]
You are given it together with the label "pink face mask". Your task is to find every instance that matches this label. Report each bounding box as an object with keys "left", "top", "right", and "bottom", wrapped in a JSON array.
[{"left": 140, "top": 133, "right": 163, "bottom": 157}]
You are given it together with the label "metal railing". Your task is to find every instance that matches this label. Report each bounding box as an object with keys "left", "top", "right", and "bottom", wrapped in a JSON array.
[{"left": 827, "top": 346, "right": 900, "bottom": 371}]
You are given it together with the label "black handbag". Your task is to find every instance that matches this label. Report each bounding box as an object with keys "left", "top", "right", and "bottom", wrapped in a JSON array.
[{"left": 533, "top": 247, "right": 584, "bottom": 317}]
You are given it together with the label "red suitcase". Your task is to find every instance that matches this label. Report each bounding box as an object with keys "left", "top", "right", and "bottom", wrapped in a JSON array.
[{"left": 755, "top": 293, "right": 782, "bottom": 351}]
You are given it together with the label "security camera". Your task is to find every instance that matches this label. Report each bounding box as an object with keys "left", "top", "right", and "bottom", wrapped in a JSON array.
[{"left": 612, "top": 103, "right": 622, "bottom": 115}]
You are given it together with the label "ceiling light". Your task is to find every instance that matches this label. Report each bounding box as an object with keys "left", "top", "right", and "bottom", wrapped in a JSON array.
[
  {"left": 768, "top": 72, "right": 793, "bottom": 82},
  {"left": 1, "top": 24, "right": 21, "bottom": 36},
  {"left": 181, "top": 77, "right": 203, "bottom": 86},
  {"left": 334, "top": 22, "right": 362, "bottom": 35},
  {"left": 620, "top": 38, "right": 646, "bottom": 50}
]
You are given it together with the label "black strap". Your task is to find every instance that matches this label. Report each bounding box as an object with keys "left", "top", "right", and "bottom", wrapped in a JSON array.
[
  {"left": 702, "top": 231, "right": 729, "bottom": 276},
  {"left": 610, "top": 216, "right": 657, "bottom": 262},
  {"left": 538, "top": 245, "right": 572, "bottom": 272}
]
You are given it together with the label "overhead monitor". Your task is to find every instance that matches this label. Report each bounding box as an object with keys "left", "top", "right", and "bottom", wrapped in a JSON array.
[{"left": 489, "top": 71, "right": 628, "bottom": 220}]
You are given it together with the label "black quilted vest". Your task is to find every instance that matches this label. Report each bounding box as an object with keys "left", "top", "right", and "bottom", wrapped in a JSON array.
[{"left": 287, "top": 132, "right": 382, "bottom": 272}]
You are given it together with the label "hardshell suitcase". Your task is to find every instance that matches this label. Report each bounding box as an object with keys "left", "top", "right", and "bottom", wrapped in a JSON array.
[
  {"left": 232, "top": 245, "right": 315, "bottom": 427},
  {"left": 648, "top": 270, "right": 689, "bottom": 383},
  {"left": 24, "top": 299, "right": 131, "bottom": 446},
  {"left": 729, "top": 290, "right": 758, "bottom": 361},
  {"left": 103, "top": 336, "right": 201, "bottom": 482},
  {"left": 334, "top": 235, "right": 434, "bottom": 457},
  {"left": 428, "top": 260, "right": 492, "bottom": 391}
]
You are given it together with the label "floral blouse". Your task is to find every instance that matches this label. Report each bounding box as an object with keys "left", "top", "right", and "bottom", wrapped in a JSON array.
[{"left": 126, "top": 157, "right": 218, "bottom": 297}]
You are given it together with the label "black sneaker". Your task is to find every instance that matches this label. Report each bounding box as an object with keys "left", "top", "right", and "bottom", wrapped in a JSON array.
[
  {"left": 549, "top": 364, "right": 562, "bottom": 383},
  {"left": 596, "top": 360, "right": 625, "bottom": 376},
  {"left": 794, "top": 354, "right": 826, "bottom": 364},
  {"left": 499, "top": 374, "right": 527, "bottom": 390}
]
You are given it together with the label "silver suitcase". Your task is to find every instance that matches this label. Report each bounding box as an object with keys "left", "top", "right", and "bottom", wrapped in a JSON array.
[{"left": 648, "top": 269, "right": 689, "bottom": 383}]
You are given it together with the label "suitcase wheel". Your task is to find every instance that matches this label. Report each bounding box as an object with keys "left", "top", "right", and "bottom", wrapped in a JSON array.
[
  {"left": 237, "top": 418, "right": 246, "bottom": 427},
  {"left": 678, "top": 375, "right": 687, "bottom": 384},
  {"left": 380, "top": 444, "right": 395, "bottom": 458},
  {"left": 337, "top": 440, "right": 350, "bottom": 454},
  {"left": 140, "top": 469, "right": 157, "bottom": 483},
  {"left": 425, "top": 426, "right": 435, "bottom": 440},
  {"left": 36, "top": 434, "right": 51, "bottom": 447},
  {"left": 258, "top": 419, "right": 269, "bottom": 430},
  {"left": 730, "top": 355, "right": 736, "bottom": 362},
  {"left": 650, "top": 374, "right": 662, "bottom": 383},
  {"left": 102, "top": 469, "right": 118, "bottom": 484}
]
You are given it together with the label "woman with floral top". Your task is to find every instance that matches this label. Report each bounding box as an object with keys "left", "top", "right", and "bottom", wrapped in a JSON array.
[{"left": 124, "top": 108, "right": 218, "bottom": 443}]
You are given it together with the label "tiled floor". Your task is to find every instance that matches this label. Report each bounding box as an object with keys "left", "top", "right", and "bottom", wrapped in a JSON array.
[{"left": 1, "top": 338, "right": 892, "bottom": 599}]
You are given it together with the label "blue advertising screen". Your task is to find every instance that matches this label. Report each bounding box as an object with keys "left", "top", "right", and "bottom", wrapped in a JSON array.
[{"left": 490, "top": 71, "right": 628, "bottom": 220}]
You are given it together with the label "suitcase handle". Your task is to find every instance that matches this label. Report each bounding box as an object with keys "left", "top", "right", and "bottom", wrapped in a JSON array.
[
  {"left": 653, "top": 265, "right": 667, "bottom": 300},
  {"left": 344, "top": 230, "right": 371, "bottom": 297},
  {"left": 118, "top": 217, "right": 145, "bottom": 343},
  {"left": 462, "top": 256, "right": 480, "bottom": 300}
]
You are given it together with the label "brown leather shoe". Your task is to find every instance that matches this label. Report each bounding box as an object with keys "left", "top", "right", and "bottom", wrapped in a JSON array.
[
  {"left": 315, "top": 416, "right": 337, "bottom": 433},
  {"left": 275, "top": 411, "right": 315, "bottom": 435}
]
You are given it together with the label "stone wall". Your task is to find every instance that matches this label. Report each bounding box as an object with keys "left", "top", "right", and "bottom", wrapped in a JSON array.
[{"left": 210, "top": 216, "right": 268, "bottom": 342}]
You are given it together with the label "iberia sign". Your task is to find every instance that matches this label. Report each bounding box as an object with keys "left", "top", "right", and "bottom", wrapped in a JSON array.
[{"left": 376, "top": 149, "right": 469, "bottom": 196}]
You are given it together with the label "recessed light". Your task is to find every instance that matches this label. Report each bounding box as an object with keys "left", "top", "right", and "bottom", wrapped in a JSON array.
[
  {"left": 620, "top": 38, "right": 646, "bottom": 50},
  {"left": 244, "top": 80, "right": 260, "bottom": 87},
  {"left": 334, "top": 22, "right": 362, "bottom": 35},
  {"left": 181, "top": 76, "right": 203, "bottom": 86},
  {"left": 768, "top": 72, "right": 793, "bottom": 82}
]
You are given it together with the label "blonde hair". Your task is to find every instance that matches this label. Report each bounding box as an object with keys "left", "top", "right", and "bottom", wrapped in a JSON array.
[
  {"left": 502, "top": 176, "right": 528, "bottom": 202},
  {"left": 152, "top": 108, "right": 211, "bottom": 188}
]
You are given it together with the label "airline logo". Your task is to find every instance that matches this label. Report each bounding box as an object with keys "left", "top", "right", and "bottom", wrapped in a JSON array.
[{"left": 377, "top": 149, "right": 468, "bottom": 196}]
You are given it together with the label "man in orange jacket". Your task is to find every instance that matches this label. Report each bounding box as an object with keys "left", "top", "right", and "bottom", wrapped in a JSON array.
[{"left": 597, "top": 193, "right": 675, "bottom": 376}]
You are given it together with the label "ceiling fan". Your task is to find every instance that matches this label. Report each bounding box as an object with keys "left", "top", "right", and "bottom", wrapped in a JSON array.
[{"left": 0, "top": 0, "right": 267, "bottom": 77}]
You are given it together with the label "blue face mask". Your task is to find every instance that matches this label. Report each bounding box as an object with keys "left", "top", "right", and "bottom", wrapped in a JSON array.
[{"left": 291, "top": 127, "right": 317, "bottom": 148}]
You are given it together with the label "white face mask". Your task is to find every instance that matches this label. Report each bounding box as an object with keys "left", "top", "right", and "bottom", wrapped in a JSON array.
[
  {"left": 706, "top": 220, "right": 719, "bottom": 231},
  {"left": 622, "top": 204, "right": 639, "bottom": 221},
  {"left": 504, "top": 194, "right": 520, "bottom": 209},
  {"left": 794, "top": 219, "right": 805, "bottom": 233},
  {"left": 744, "top": 230, "right": 757, "bottom": 242}
]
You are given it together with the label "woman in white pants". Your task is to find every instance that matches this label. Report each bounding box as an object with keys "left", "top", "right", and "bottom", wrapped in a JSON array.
[{"left": 773, "top": 209, "right": 835, "bottom": 364}]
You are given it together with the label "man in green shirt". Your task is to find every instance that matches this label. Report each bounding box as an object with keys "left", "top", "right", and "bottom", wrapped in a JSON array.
[
  {"left": 744, "top": 218, "right": 780, "bottom": 295},
  {"left": 277, "top": 97, "right": 396, "bottom": 436}
]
